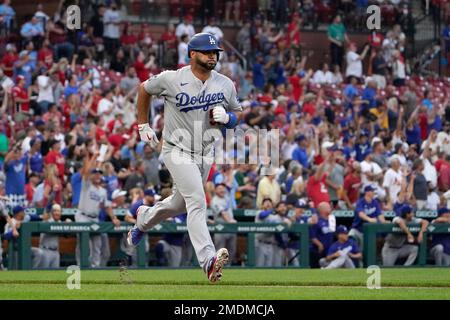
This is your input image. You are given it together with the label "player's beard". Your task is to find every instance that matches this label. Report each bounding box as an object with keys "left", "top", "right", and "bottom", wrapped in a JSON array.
[{"left": 196, "top": 56, "right": 217, "bottom": 70}]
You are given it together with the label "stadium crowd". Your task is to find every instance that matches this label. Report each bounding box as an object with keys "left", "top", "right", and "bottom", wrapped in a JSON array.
[{"left": 0, "top": 0, "right": 450, "bottom": 270}]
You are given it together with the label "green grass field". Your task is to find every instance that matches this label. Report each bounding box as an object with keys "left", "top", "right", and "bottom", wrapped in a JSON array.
[{"left": 0, "top": 268, "right": 449, "bottom": 300}]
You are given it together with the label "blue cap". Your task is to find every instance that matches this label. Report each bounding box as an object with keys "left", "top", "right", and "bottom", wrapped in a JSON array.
[
  {"left": 13, "top": 205, "right": 25, "bottom": 215},
  {"left": 250, "top": 101, "right": 260, "bottom": 108},
  {"left": 295, "top": 199, "right": 308, "bottom": 209},
  {"left": 336, "top": 225, "right": 348, "bottom": 234},
  {"left": 364, "top": 185, "right": 376, "bottom": 193},
  {"left": 438, "top": 207, "right": 450, "bottom": 216},
  {"left": 340, "top": 119, "right": 349, "bottom": 128},
  {"left": 295, "top": 134, "right": 306, "bottom": 142},
  {"left": 34, "top": 119, "right": 45, "bottom": 127},
  {"left": 400, "top": 205, "right": 413, "bottom": 216},
  {"left": 144, "top": 189, "right": 155, "bottom": 197},
  {"left": 360, "top": 130, "right": 370, "bottom": 137}
]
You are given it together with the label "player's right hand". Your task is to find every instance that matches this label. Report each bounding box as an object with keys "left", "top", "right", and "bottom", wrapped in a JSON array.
[{"left": 138, "top": 123, "right": 159, "bottom": 148}]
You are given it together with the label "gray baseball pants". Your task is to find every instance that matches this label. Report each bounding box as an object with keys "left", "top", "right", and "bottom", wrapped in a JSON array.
[
  {"left": 157, "top": 239, "right": 182, "bottom": 267},
  {"left": 430, "top": 244, "right": 450, "bottom": 266},
  {"left": 382, "top": 244, "right": 418, "bottom": 266},
  {"left": 137, "top": 146, "right": 216, "bottom": 272},
  {"left": 255, "top": 241, "right": 273, "bottom": 267},
  {"left": 319, "top": 255, "right": 355, "bottom": 269},
  {"left": 214, "top": 233, "right": 236, "bottom": 264}
]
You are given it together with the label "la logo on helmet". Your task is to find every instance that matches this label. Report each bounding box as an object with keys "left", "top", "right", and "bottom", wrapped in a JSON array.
[{"left": 209, "top": 36, "right": 215, "bottom": 44}]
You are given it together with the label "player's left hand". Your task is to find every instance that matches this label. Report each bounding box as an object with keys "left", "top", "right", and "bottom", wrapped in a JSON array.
[{"left": 212, "top": 106, "right": 229, "bottom": 124}]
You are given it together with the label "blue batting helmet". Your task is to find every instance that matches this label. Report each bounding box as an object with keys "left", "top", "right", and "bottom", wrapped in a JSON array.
[{"left": 187, "top": 33, "right": 223, "bottom": 59}]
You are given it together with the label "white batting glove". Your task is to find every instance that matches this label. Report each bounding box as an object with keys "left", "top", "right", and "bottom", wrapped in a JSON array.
[
  {"left": 138, "top": 123, "right": 159, "bottom": 148},
  {"left": 212, "top": 106, "right": 229, "bottom": 124}
]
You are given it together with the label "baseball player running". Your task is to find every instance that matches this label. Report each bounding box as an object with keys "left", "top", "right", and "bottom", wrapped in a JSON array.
[{"left": 127, "top": 33, "right": 242, "bottom": 282}]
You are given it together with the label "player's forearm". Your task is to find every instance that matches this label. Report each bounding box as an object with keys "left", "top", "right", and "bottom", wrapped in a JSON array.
[
  {"left": 349, "top": 252, "right": 362, "bottom": 259},
  {"left": 420, "top": 219, "right": 429, "bottom": 232},
  {"left": 137, "top": 83, "right": 151, "bottom": 125},
  {"left": 359, "top": 212, "right": 374, "bottom": 223},
  {"left": 395, "top": 218, "right": 411, "bottom": 236}
]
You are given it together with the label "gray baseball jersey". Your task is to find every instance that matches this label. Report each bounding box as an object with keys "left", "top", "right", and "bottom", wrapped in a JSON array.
[
  {"left": 385, "top": 217, "right": 422, "bottom": 247},
  {"left": 143, "top": 66, "right": 242, "bottom": 154},
  {"left": 77, "top": 179, "right": 110, "bottom": 221},
  {"left": 211, "top": 195, "right": 234, "bottom": 223},
  {"left": 39, "top": 218, "right": 59, "bottom": 250}
]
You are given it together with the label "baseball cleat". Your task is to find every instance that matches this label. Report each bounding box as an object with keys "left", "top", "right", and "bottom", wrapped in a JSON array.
[
  {"left": 207, "top": 248, "right": 229, "bottom": 283},
  {"left": 127, "top": 226, "right": 144, "bottom": 247}
]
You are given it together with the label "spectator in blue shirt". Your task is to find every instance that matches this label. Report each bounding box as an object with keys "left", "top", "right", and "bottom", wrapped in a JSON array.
[
  {"left": 349, "top": 185, "right": 386, "bottom": 247},
  {"left": 64, "top": 75, "right": 80, "bottom": 98},
  {"left": 343, "top": 76, "right": 359, "bottom": 108},
  {"left": 292, "top": 135, "right": 309, "bottom": 169},
  {"left": 310, "top": 202, "right": 336, "bottom": 268},
  {"left": 70, "top": 171, "right": 82, "bottom": 207},
  {"left": 13, "top": 50, "right": 35, "bottom": 88},
  {"left": 354, "top": 132, "right": 370, "bottom": 162},
  {"left": 4, "top": 145, "right": 27, "bottom": 207},
  {"left": 20, "top": 15, "right": 44, "bottom": 48},
  {"left": 252, "top": 53, "right": 266, "bottom": 90},
  {"left": 319, "top": 225, "right": 362, "bottom": 269},
  {"left": 26, "top": 138, "right": 43, "bottom": 175},
  {"left": 0, "top": 0, "right": 15, "bottom": 31},
  {"left": 405, "top": 104, "right": 422, "bottom": 147}
]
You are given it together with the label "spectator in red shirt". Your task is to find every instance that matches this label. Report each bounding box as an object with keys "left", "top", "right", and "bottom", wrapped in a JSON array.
[
  {"left": 160, "top": 22, "right": 177, "bottom": 50},
  {"left": 11, "top": 75, "right": 30, "bottom": 114},
  {"left": 302, "top": 92, "right": 317, "bottom": 117},
  {"left": 343, "top": 161, "right": 362, "bottom": 209},
  {"left": 0, "top": 43, "right": 18, "bottom": 77},
  {"left": 44, "top": 139, "right": 65, "bottom": 180},
  {"left": 107, "top": 111, "right": 125, "bottom": 134},
  {"left": 25, "top": 172, "right": 40, "bottom": 203},
  {"left": 437, "top": 154, "right": 450, "bottom": 192},
  {"left": 88, "top": 86, "right": 103, "bottom": 118},
  {"left": 134, "top": 50, "right": 154, "bottom": 82},
  {"left": 288, "top": 65, "right": 312, "bottom": 102},
  {"left": 368, "top": 31, "right": 384, "bottom": 49},
  {"left": 41, "top": 163, "right": 63, "bottom": 207},
  {"left": 306, "top": 159, "right": 331, "bottom": 208},
  {"left": 94, "top": 117, "right": 107, "bottom": 142},
  {"left": 108, "top": 125, "right": 127, "bottom": 151},
  {"left": 287, "top": 12, "right": 302, "bottom": 48},
  {"left": 37, "top": 38, "right": 54, "bottom": 71}
]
